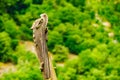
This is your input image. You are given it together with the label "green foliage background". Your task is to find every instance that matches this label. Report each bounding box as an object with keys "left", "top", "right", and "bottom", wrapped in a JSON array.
[{"left": 0, "top": 0, "right": 120, "bottom": 80}]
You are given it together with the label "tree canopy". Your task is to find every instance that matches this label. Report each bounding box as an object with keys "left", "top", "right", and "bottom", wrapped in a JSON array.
[{"left": 0, "top": 0, "right": 120, "bottom": 80}]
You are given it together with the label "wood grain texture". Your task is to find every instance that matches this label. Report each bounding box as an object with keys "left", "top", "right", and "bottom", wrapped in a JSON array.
[{"left": 31, "top": 13, "right": 50, "bottom": 79}]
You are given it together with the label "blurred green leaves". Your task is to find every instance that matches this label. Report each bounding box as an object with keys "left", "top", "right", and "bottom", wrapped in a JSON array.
[
  {"left": 0, "top": 0, "right": 120, "bottom": 80},
  {"left": 52, "top": 45, "right": 69, "bottom": 62}
]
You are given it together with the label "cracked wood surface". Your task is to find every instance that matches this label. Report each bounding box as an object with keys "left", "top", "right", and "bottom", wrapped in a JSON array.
[{"left": 31, "top": 13, "right": 50, "bottom": 79}]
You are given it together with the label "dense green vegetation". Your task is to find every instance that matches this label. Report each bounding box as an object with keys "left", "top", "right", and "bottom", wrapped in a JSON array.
[{"left": 0, "top": 0, "right": 120, "bottom": 80}]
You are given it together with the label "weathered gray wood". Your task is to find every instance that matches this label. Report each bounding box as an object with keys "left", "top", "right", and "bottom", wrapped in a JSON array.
[{"left": 31, "top": 13, "right": 50, "bottom": 79}]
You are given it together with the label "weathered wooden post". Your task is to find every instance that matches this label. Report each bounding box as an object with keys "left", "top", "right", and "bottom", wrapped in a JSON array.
[{"left": 31, "top": 13, "right": 57, "bottom": 80}]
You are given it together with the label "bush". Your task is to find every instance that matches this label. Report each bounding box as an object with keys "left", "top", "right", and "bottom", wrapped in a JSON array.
[
  {"left": 11, "top": 39, "right": 19, "bottom": 50},
  {"left": 0, "top": 44, "right": 43, "bottom": 80},
  {"left": 48, "top": 31, "right": 63, "bottom": 50},
  {"left": 0, "top": 32, "right": 11, "bottom": 56},
  {"left": 0, "top": 62, "right": 43, "bottom": 80},
  {"left": 0, "top": 32, "right": 18, "bottom": 64},
  {"left": 52, "top": 45, "right": 69, "bottom": 62}
]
